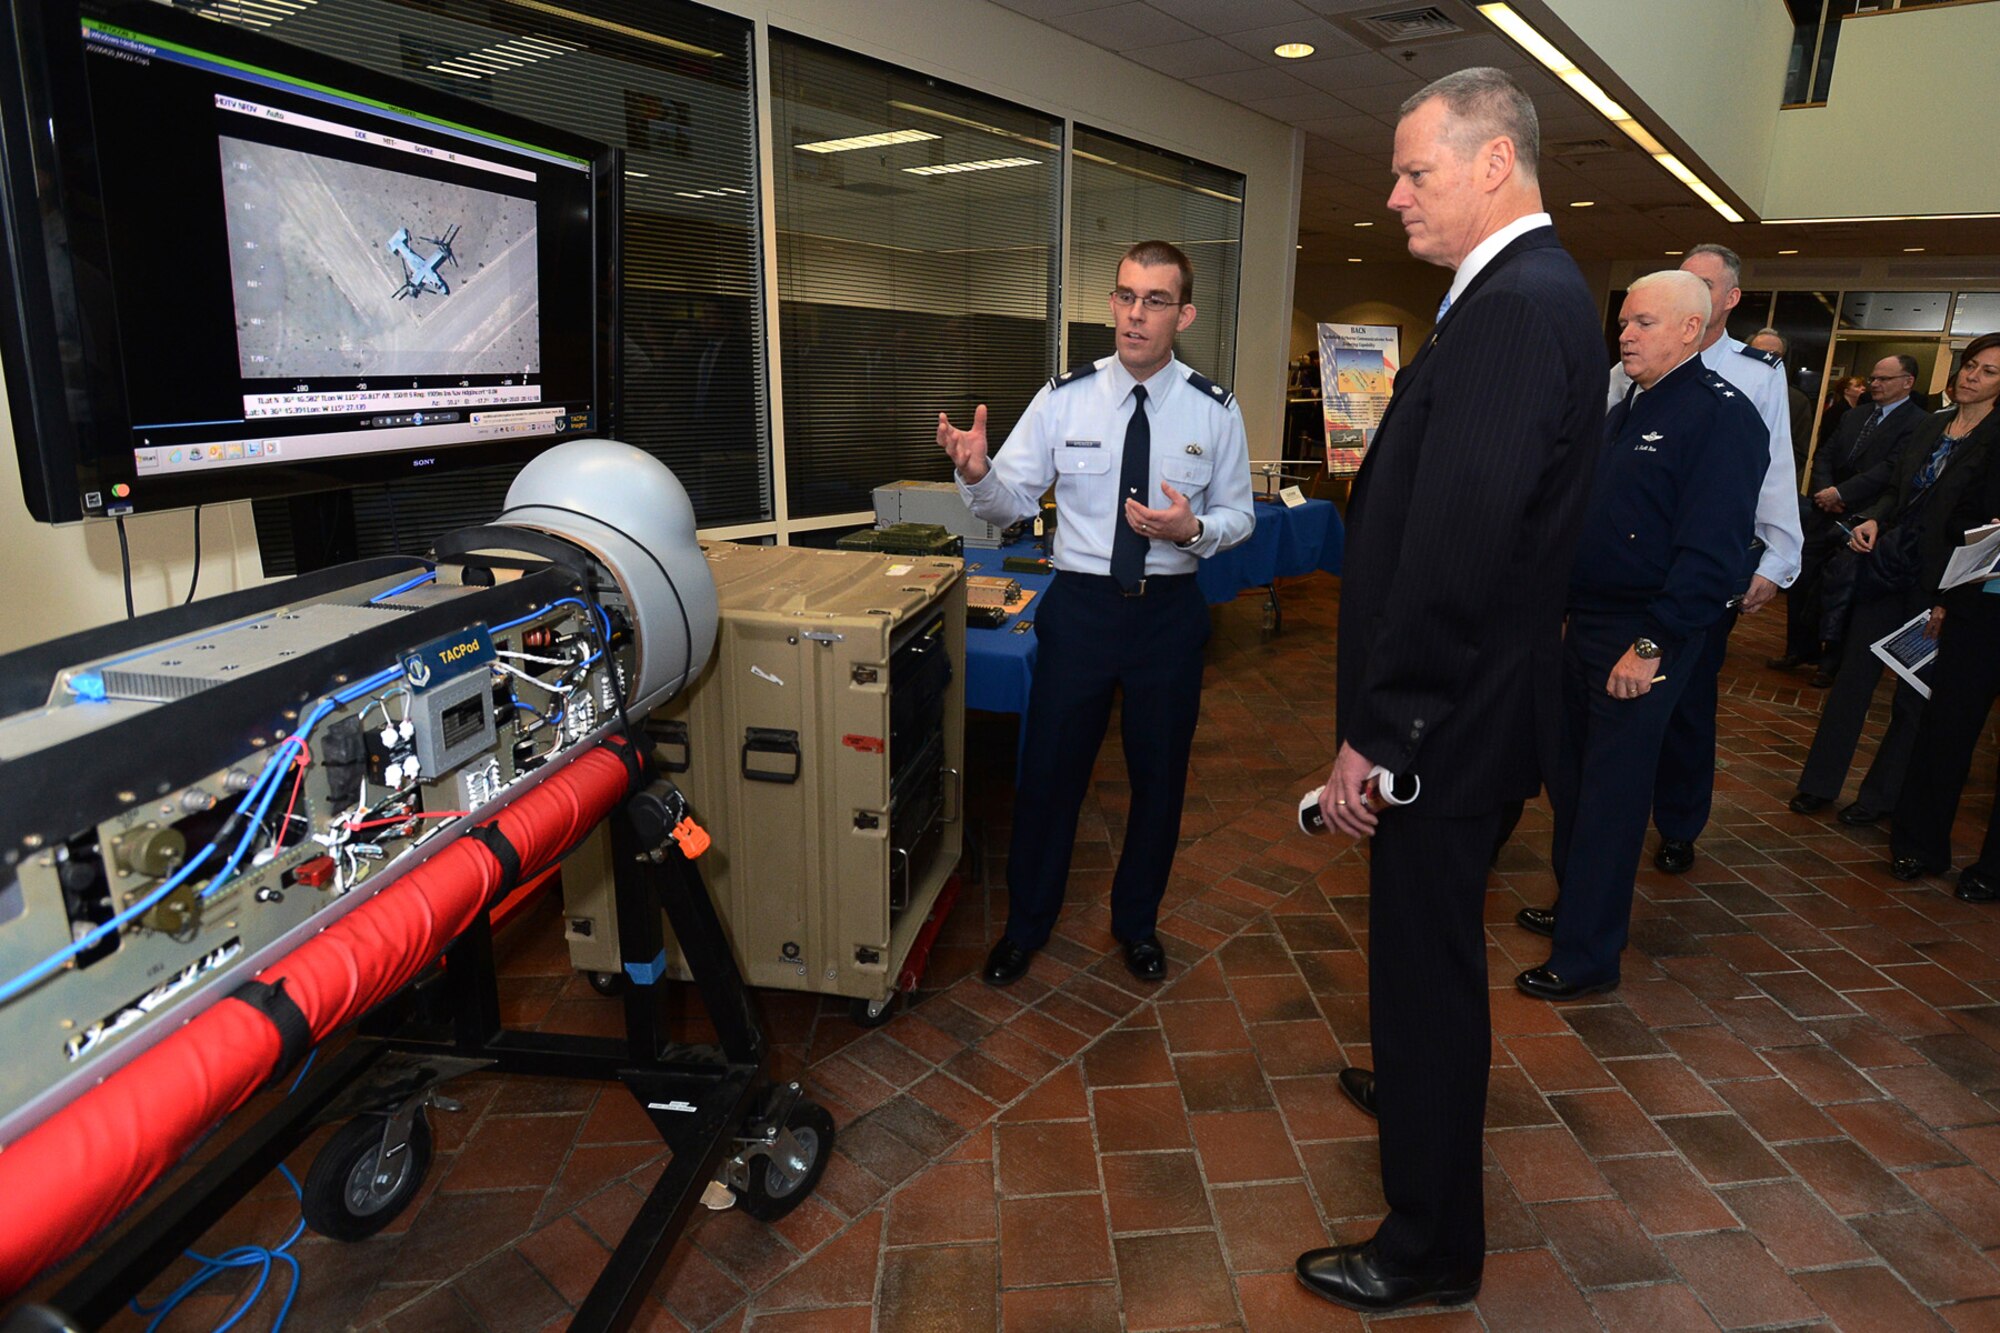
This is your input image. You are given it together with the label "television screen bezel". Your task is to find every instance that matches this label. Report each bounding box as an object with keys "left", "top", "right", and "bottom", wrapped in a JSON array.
[{"left": 0, "top": 0, "right": 621, "bottom": 524}]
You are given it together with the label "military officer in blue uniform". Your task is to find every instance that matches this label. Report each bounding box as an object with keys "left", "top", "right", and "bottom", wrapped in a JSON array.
[
  {"left": 1516, "top": 270, "right": 1766, "bottom": 1000},
  {"left": 938, "top": 240, "right": 1254, "bottom": 986}
]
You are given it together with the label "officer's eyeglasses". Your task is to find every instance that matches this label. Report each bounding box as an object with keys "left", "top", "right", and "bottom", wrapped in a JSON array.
[
  {"left": 1110, "top": 288, "right": 1184, "bottom": 314},
  {"left": 1867, "top": 373, "right": 1912, "bottom": 383}
]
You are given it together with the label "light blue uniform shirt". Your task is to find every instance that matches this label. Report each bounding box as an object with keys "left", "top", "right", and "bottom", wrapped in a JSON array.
[
  {"left": 958, "top": 354, "right": 1255, "bottom": 575},
  {"left": 1610, "top": 332, "right": 1804, "bottom": 587}
]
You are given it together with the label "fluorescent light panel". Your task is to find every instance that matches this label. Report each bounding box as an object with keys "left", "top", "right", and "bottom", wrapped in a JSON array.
[
  {"left": 1476, "top": 2, "right": 1743, "bottom": 224},
  {"left": 795, "top": 129, "right": 940, "bottom": 154},
  {"left": 902, "top": 156, "right": 1038, "bottom": 176}
]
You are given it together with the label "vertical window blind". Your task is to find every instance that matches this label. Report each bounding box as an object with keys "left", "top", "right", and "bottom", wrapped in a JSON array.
[
  {"left": 195, "top": 0, "right": 767, "bottom": 573},
  {"left": 1067, "top": 126, "right": 1243, "bottom": 390},
  {"left": 769, "top": 33, "right": 1061, "bottom": 520}
]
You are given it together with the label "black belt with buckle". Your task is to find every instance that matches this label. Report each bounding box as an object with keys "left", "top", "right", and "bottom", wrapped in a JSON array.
[{"left": 1059, "top": 570, "right": 1196, "bottom": 598}]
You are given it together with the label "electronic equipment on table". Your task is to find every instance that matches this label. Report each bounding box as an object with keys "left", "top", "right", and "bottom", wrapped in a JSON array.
[{"left": 872, "top": 480, "right": 1024, "bottom": 548}]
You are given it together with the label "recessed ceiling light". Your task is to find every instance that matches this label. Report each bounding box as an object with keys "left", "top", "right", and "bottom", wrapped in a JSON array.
[
  {"left": 1778, "top": 248, "right": 1798, "bottom": 255},
  {"left": 1904, "top": 246, "right": 1926, "bottom": 253},
  {"left": 1296, "top": 244, "right": 1303, "bottom": 250},
  {"left": 1665, "top": 250, "right": 1683, "bottom": 255},
  {"left": 1353, "top": 221, "right": 1374, "bottom": 228},
  {"left": 1273, "top": 42, "right": 1315, "bottom": 59},
  {"left": 1569, "top": 200, "right": 1595, "bottom": 208},
  {"left": 1347, "top": 257, "right": 1362, "bottom": 263}
]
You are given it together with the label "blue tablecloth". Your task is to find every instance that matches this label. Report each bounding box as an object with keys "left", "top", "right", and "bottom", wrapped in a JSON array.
[
  {"left": 1195, "top": 498, "right": 1344, "bottom": 605},
  {"left": 963, "top": 499, "right": 1344, "bottom": 717},
  {"left": 961, "top": 547, "right": 1054, "bottom": 716}
]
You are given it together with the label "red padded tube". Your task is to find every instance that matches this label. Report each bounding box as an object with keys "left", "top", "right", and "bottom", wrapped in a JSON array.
[{"left": 0, "top": 741, "right": 635, "bottom": 1295}]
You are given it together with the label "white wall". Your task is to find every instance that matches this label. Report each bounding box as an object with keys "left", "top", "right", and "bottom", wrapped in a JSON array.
[
  {"left": 0, "top": 0, "right": 1302, "bottom": 655},
  {"left": 1763, "top": 5, "right": 2000, "bottom": 220},
  {"left": 1538, "top": 0, "right": 1792, "bottom": 215}
]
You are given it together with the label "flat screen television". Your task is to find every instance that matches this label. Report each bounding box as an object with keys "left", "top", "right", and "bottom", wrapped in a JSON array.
[{"left": 0, "top": 1, "right": 620, "bottom": 523}]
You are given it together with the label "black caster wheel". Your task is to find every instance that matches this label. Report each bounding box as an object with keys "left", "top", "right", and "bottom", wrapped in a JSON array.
[
  {"left": 301, "top": 1111, "right": 433, "bottom": 1241},
  {"left": 588, "top": 969, "right": 628, "bottom": 997},
  {"left": 734, "top": 1101, "right": 834, "bottom": 1222},
  {"left": 849, "top": 994, "right": 895, "bottom": 1028}
]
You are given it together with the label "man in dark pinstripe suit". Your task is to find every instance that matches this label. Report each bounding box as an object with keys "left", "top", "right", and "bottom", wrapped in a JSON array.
[{"left": 1296, "top": 68, "right": 1605, "bottom": 1313}]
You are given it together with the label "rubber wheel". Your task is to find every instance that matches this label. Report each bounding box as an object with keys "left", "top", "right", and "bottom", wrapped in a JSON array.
[
  {"left": 588, "top": 969, "right": 628, "bottom": 997},
  {"left": 301, "top": 1111, "right": 433, "bottom": 1241},
  {"left": 849, "top": 994, "right": 895, "bottom": 1028},
  {"left": 734, "top": 1101, "right": 834, "bottom": 1222}
]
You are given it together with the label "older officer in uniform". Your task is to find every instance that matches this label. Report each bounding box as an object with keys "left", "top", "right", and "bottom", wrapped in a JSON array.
[
  {"left": 1516, "top": 245, "right": 1797, "bottom": 913},
  {"left": 939, "top": 240, "right": 1252, "bottom": 987},
  {"left": 1516, "top": 271, "right": 1765, "bottom": 1000}
]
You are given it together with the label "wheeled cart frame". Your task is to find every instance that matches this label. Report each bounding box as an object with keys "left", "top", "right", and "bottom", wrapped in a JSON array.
[{"left": 23, "top": 776, "right": 829, "bottom": 1333}]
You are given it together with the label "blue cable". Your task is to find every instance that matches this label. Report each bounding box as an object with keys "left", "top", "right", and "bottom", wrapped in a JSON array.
[
  {"left": 129, "top": 1160, "right": 307, "bottom": 1333},
  {"left": 368, "top": 570, "right": 435, "bottom": 604},
  {"left": 0, "top": 842, "right": 218, "bottom": 1007}
]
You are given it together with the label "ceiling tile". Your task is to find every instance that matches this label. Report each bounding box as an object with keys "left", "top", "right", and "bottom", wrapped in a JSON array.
[
  {"left": 986, "top": 0, "right": 1127, "bottom": 21},
  {"left": 1186, "top": 66, "right": 1316, "bottom": 102},
  {"left": 1123, "top": 35, "right": 1267, "bottom": 79},
  {"left": 1145, "top": 0, "right": 1320, "bottom": 36},
  {"left": 1296, "top": 112, "right": 1393, "bottom": 146},
  {"left": 1049, "top": 2, "right": 1204, "bottom": 50},
  {"left": 1287, "top": 49, "right": 1425, "bottom": 93},
  {"left": 1244, "top": 90, "right": 1357, "bottom": 121},
  {"left": 1327, "top": 76, "right": 1425, "bottom": 116}
]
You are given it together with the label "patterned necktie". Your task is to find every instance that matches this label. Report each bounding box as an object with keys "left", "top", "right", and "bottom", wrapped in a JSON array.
[
  {"left": 1845, "top": 405, "right": 1886, "bottom": 463},
  {"left": 1110, "top": 384, "right": 1151, "bottom": 591},
  {"left": 1436, "top": 292, "right": 1453, "bottom": 324}
]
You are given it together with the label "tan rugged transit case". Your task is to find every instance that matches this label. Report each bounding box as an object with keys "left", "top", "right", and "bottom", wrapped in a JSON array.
[{"left": 563, "top": 543, "right": 966, "bottom": 1020}]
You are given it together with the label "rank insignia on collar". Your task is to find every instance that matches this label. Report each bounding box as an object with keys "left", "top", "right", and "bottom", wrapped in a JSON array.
[
  {"left": 1185, "top": 444, "right": 1203, "bottom": 455},
  {"left": 1643, "top": 432, "right": 1663, "bottom": 442}
]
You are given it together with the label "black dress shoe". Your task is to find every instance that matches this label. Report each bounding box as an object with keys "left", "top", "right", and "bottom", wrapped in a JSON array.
[
  {"left": 1654, "top": 839, "right": 1696, "bottom": 874},
  {"left": 1514, "top": 906, "right": 1555, "bottom": 938},
  {"left": 1789, "top": 792, "right": 1831, "bottom": 815},
  {"left": 1838, "top": 802, "right": 1886, "bottom": 827},
  {"left": 1889, "top": 856, "right": 1938, "bottom": 882},
  {"left": 1766, "top": 653, "right": 1808, "bottom": 671},
  {"left": 1121, "top": 935, "right": 1167, "bottom": 983},
  {"left": 1296, "top": 1242, "right": 1479, "bottom": 1313},
  {"left": 1337, "top": 1067, "right": 1376, "bottom": 1119},
  {"left": 1957, "top": 869, "right": 2000, "bottom": 903},
  {"left": 982, "top": 938, "right": 1033, "bottom": 987},
  {"left": 1515, "top": 965, "right": 1618, "bottom": 1001},
  {"left": 1809, "top": 668, "right": 1837, "bottom": 688}
]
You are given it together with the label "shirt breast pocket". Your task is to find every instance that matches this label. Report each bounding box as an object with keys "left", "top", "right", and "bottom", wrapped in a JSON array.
[
  {"left": 1161, "top": 456, "right": 1213, "bottom": 499},
  {"left": 1056, "top": 449, "right": 1111, "bottom": 478}
]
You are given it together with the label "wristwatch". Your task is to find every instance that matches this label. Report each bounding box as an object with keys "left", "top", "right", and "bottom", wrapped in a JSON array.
[
  {"left": 1631, "top": 638, "right": 1662, "bottom": 660},
  {"left": 1175, "top": 517, "right": 1205, "bottom": 550}
]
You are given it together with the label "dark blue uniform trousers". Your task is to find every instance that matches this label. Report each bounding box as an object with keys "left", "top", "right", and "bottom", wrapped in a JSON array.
[
  {"left": 1003, "top": 571, "right": 1209, "bottom": 950},
  {"left": 1548, "top": 612, "right": 1699, "bottom": 985},
  {"left": 1652, "top": 606, "right": 1739, "bottom": 843}
]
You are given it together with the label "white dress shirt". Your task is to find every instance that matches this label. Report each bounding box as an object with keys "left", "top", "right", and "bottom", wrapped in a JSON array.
[
  {"left": 1441, "top": 212, "right": 1554, "bottom": 312},
  {"left": 1609, "top": 332, "right": 1804, "bottom": 587},
  {"left": 957, "top": 354, "right": 1254, "bottom": 575}
]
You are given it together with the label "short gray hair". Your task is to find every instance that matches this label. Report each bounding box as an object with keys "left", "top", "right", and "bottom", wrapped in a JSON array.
[
  {"left": 1683, "top": 243, "right": 1742, "bottom": 289},
  {"left": 1400, "top": 67, "right": 1539, "bottom": 178},
  {"left": 1628, "top": 270, "right": 1710, "bottom": 331},
  {"left": 1750, "top": 327, "right": 1787, "bottom": 355}
]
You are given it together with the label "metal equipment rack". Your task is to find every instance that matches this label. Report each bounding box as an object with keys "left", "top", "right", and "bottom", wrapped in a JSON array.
[{"left": 25, "top": 767, "right": 827, "bottom": 1333}]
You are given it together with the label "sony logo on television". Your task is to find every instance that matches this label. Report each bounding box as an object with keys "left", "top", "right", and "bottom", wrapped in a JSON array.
[{"left": 411, "top": 457, "right": 436, "bottom": 468}]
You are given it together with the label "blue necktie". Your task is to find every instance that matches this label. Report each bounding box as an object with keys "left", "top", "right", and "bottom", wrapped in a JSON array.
[
  {"left": 1110, "top": 384, "right": 1150, "bottom": 591},
  {"left": 1845, "top": 406, "right": 1886, "bottom": 463},
  {"left": 1436, "top": 292, "right": 1452, "bottom": 324}
]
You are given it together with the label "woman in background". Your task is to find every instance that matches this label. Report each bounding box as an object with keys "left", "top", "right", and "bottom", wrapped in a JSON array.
[{"left": 1889, "top": 335, "right": 2000, "bottom": 899}]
